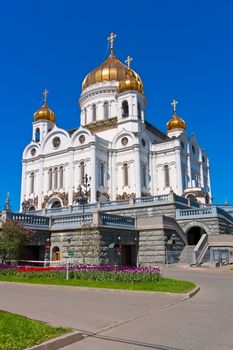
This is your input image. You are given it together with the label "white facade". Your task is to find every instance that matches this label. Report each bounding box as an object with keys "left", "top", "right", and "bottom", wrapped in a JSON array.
[{"left": 21, "top": 57, "right": 211, "bottom": 211}]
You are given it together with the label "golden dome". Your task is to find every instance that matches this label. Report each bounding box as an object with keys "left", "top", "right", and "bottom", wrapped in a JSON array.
[
  {"left": 167, "top": 113, "right": 186, "bottom": 131},
  {"left": 118, "top": 69, "right": 143, "bottom": 93},
  {"left": 82, "top": 53, "right": 143, "bottom": 91},
  {"left": 34, "top": 89, "right": 56, "bottom": 123},
  {"left": 167, "top": 100, "right": 186, "bottom": 131}
]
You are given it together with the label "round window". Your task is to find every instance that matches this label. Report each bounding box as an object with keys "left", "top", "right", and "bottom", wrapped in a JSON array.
[
  {"left": 121, "top": 137, "right": 128, "bottom": 146},
  {"left": 31, "top": 148, "right": 36, "bottom": 156},
  {"left": 52, "top": 137, "right": 61, "bottom": 149},
  {"left": 79, "top": 135, "right": 85, "bottom": 144}
]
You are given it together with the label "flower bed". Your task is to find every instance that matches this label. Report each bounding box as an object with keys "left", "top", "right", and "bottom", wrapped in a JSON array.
[{"left": 0, "top": 265, "right": 161, "bottom": 283}]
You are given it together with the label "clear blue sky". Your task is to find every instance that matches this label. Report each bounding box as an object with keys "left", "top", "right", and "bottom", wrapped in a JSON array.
[{"left": 0, "top": 0, "right": 232, "bottom": 210}]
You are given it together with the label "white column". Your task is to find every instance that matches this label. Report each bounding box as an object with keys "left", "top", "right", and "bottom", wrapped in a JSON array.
[
  {"left": 90, "top": 145, "right": 96, "bottom": 202},
  {"left": 37, "top": 159, "right": 44, "bottom": 209},
  {"left": 153, "top": 155, "right": 158, "bottom": 195},
  {"left": 199, "top": 161, "right": 204, "bottom": 187},
  {"left": 207, "top": 161, "right": 212, "bottom": 203},
  {"left": 187, "top": 148, "right": 192, "bottom": 188},
  {"left": 112, "top": 152, "right": 117, "bottom": 200},
  {"left": 68, "top": 151, "right": 74, "bottom": 205},
  {"left": 20, "top": 162, "right": 27, "bottom": 211},
  {"left": 134, "top": 147, "right": 141, "bottom": 198},
  {"left": 108, "top": 151, "right": 112, "bottom": 199},
  {"left": 175, "top": 149, "right": 183, "bottom": 195},
  {"left": 149, "top": 152, "right": 154, "bottom": 195},
  {"left": 141, "top": 109, "right": 145, "bottom": 123}
]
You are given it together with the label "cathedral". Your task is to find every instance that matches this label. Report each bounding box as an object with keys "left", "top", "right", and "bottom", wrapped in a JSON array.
[{"left": 20, "top": 33, "right": 212, "bottom": 212}]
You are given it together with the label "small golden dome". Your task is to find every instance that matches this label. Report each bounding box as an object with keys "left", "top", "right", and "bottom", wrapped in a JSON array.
[
  {"left": 82, "top": 53, "right": 143, "bottom": 91},
  {"left": 34, "top": 89, "right": 56, "bottom": 123},
  {"left": 118, "top": 70, "right": 143, "bottom": 93},
  {"left": 167, "top": 113, "right": 186, "bottom": 131}
]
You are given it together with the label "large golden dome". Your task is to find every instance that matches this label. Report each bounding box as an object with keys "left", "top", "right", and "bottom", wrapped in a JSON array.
[
  {"left": 82, "top": 53, "right": 143, "bottom": 91},
  {"left": 34, "top": 90, "right": 56, "bottom": 123}
]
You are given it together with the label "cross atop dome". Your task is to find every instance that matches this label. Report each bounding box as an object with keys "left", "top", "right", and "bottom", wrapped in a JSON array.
[
  {"left": 125, "top": 55, "right": 133, "bottom": 69},
  {"left": 107, "top": 32, "right": 117, "bottom": 54},
  {"left": 171, "top": 99, "right": 178, "bottom": 113},
  {"left": 43, "top": 89, "right": 49, "bottom": 105}
]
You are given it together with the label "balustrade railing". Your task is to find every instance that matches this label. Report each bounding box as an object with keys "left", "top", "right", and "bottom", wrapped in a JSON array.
[
  {"left": 100, "top": 213, "right": 135, "bottom": 228},
  {"left": 100, "top": 200, "right": 130, "bottom": 209},
  {"left": 8, "top": 212, "right": 50, "bottom": 227},
  {"left": 135, "top": 195, "right": 168, "bottom": 205},
  {"left": 176, "top": 207, "right": 217, "bottom": 219},
  {"left": 51, "top": 213, "right": 93, "bottom": 227}
]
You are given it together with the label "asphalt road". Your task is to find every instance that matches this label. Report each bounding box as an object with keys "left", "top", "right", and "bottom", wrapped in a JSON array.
[{"left": 0, "top": 268, "right": 232, "bottom": 350}]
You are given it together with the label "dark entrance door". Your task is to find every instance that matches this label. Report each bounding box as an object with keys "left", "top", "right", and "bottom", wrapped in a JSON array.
[{"left": 187, "top": 226, "right": 206, "bottom": 245}]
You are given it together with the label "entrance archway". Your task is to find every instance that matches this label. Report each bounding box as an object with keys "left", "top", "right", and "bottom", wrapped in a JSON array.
[
  {"left": 52, "top": 246, "right": 60, "bottom": 261},
  {"left": 187, "top": 226, "right": 207, "bottom": 245}
]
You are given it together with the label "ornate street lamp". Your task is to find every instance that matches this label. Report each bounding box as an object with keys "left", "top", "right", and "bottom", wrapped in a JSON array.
[{"left": 75, "top": 174, "right": 91, "bottom": 214}]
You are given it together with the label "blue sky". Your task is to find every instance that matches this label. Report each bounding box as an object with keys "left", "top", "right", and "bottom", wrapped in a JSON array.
[{"left": 0, "top": 0, "right": 232, "bottom": 210}]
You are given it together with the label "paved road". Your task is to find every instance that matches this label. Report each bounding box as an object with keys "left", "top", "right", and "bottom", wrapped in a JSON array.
[{"left": 0, "top": 268, "right": 233, "bottom": 349}]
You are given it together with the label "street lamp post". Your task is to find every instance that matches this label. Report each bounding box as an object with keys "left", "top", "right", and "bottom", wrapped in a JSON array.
[{"left": 76, "top": 174, "right": 91, "bottom": 220}]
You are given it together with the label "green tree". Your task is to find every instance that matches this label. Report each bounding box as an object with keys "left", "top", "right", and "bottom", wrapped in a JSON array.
[{"left": 0, "top": 220, "right": 31, "bottom": 263}]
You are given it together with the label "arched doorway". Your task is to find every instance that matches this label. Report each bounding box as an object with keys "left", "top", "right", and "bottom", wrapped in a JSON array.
[
  {"left": 52, "top": 246, "right": 60, "bottom": 261},
  {"left": 187, "top": 226, "right": 207, "bottom": 245}
]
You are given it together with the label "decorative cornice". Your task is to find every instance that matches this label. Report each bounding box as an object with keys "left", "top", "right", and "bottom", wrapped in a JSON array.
[{"left": 85, "top": 117, "right": 117, "bottom": 133}]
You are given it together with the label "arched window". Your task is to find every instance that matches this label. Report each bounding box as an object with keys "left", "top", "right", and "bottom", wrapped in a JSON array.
[
  {"left": 52, "top": 246, "right": 60, "bottom": 261},
  {"left": 103, "top": 102, "right": 109, "bottom": 119},
  {"left": 122, "top": 100, "right": 129, "bottom": 117},
  {"left": 80, "top": 161, "right": 84, "bottom": 185},
  {"left": 30, "top": 172, "right": 35, "bottom": 194},
  {"left": 54, "top": 167, "right": 58, "bottom": 189},
  {"left": 59, "top": 166, "right": 63, "bottom": 189},
  {"left": 138, "top": 102, "right": 141, "bottom": 119},
  {"left": 84, "top": 108, "right": 87, "bottom": 124},
  {"left": 48, "top": 168, "right": 53, "bottom": 191},
  {"left": 123, "top": 163, "right": 129, "bottom": 186},
  {"left": 164, "top": 165, "right": 170, "bottom": 187},
  {"left": 100, "top": 163, "right": 105, "bottom": 186},
  {"left": 35, "top": 128, "right": 40, "bottom": 142},
  {"left": 92, "top": 104, "right": 96, "bottom": 122},
  {"left": 142, "top": 165, "right": 147, "bottom": 188},
  {"left": 51, "top": 201, "right": 61, "bottom": 208}
]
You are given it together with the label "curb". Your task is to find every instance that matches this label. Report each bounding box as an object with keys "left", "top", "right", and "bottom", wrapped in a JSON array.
[
  {"left": 186, "top": 285, "right": 200, "bottom": 299},
  {"left": 26, "top": 331, "right": 83, "bottom": 350}
]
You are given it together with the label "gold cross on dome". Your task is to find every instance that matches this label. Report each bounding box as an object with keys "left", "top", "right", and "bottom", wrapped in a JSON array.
[
  {"left": 43, "top": 89, "right": 49, "bottom": 104},
  {"left": 125, "top": 55, "right": 133, "bottom": 69},
  {"left": 108, "top": 32, "right": 117, "bottom": 53},
  {"left": 171, "top": 99, "right": 178, "bottom": 113}
]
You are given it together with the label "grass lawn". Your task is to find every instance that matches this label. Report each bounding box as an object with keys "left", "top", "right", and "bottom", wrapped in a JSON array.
[
  {"left": 0, "top": 310, "right": 71, "bottom": 350},
  {"left": 0, "top": 275, "right": 195, "bottom": 293}
]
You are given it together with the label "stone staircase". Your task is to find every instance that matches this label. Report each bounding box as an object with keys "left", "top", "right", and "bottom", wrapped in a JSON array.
[{"left": 178, "top": 245, "right": 196, "bottom": 265}]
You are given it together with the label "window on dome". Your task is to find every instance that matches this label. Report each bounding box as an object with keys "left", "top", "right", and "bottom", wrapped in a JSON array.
[
  {"left": 164, "top": 165, "right": 170, "bottom": 187},
  {"left": 92, "top": 104, "right": 96, "bottom": 122},
  {"left": 103, "top": 102, "right": 109, "bottom": 119},
  {"left": 54, "top": 167, "right": 58, "bottom": 189},
  {"left": 35, "top": 128, "right": 40, "bottom": 143},
  {"left": 30, "top": 172, "right": 35, "bottom": 194},
  {"left": 48, "top": 168, "right": 53, "bottom": 191},
  {"left": 84, "top": 108, "right": 87, "bottom": 124},
  {"left": 80, "top": 161, "right": 85, "bottom": 185},
  {"left": 138, "top": 102, "right": 141, "bottom": 119},
  {"left": 122, "top": 100, "right": 129, "bottom": 118},
  {"left": 59, "top": 166, "right": 64, "bottom": 188},
  {"left": 123, "top": 163, "right": 129, "bottom": 186}
]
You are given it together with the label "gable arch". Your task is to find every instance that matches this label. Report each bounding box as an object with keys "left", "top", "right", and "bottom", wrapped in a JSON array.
[
  {"left": 183, "top": 221, "right": 211, "bottom": 236},
  {"left": 41, "top": 128, "right": 71, "bottom": 154},
  {"left": 112, "top": 130, "right": 137, "bottom": 149}
]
